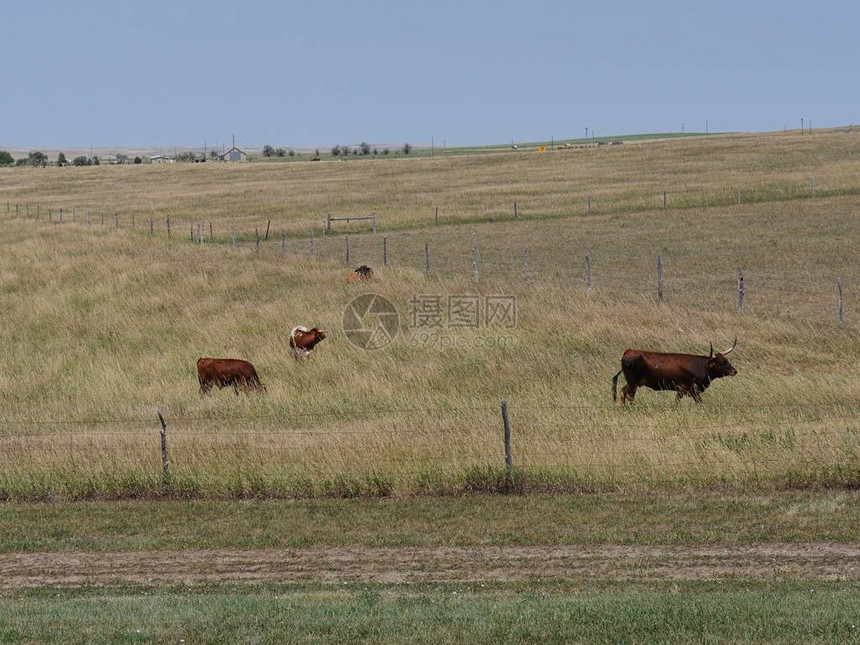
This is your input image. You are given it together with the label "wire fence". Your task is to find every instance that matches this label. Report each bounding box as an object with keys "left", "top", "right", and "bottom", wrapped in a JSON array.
[
  {"left": 3, "top": 184, "right": 854, "bottom": 329},
  {"left": 1, "top": 402, "right": 858, "bottom": 478}
]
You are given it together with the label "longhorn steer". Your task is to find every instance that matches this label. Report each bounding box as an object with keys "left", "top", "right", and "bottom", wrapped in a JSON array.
[{"left": 612, "top": 338, "right": 737, "bottom": 404}]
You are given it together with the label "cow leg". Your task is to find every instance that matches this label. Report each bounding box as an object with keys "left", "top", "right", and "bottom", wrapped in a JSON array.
[
  {"left": 199, "top": 382, "right": 211, "bottom": 397},
  {"left": 690, "top": 386, "right": 703, "bottom": 403},
  {"left": 621, "top": 385, "right": 636, "bottom": 404},
  {"left": 675, "top": 390, "right": 684, "bottom": 406}
]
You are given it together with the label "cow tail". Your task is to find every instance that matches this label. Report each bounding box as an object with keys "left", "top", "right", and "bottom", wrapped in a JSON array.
[{"left": 611, "top": 369, "right": 623, "bottom": 402}]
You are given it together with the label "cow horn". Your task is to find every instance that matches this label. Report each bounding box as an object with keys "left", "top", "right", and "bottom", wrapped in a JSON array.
[
  {"left": 722, "top": 337, "right": 738, "bottom": 355},
  {"left": 708, "top": 343, "right": 713, "bottom": 358}
]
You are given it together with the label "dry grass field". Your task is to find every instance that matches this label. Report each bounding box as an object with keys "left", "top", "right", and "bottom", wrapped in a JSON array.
[{"left": 1, "top": 129, "right": 859, "bottom": 499}]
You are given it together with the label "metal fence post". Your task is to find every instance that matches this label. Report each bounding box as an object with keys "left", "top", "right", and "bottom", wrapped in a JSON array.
[
  {"left": 501, "top": 400, "right": 513, "bottom": 472},
  {"left": 156, "top": 409, "right": 170, "bottom": 487}
]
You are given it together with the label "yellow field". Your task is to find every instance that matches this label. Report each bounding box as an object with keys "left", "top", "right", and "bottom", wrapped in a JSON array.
[{"left": 1, "top": 130, "right": 858, "bottom": 498}]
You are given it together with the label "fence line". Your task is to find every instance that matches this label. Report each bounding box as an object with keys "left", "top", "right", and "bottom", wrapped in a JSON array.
[
  {"left": 1, "top": 402, "right": 857, "bottom": 492},
  {"left": 3, "top": 193, "right": 854, "bottom": 328},
  {"left": 7, "top": 177, "right": 853, "bottom": 241}
]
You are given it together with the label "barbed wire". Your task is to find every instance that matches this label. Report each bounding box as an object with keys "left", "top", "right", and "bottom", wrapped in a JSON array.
[{"left": 1, "top": 398, "right": 860, "bottom": 429}]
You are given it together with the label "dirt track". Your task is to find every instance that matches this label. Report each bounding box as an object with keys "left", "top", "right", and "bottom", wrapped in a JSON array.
[{"left": 2, "top": 544, "right": 858, "bottom": 588}]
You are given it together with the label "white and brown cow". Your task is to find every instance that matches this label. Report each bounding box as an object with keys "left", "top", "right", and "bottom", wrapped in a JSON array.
[{"left": 289, "top": 326, "right": 328, "bottom": 359}]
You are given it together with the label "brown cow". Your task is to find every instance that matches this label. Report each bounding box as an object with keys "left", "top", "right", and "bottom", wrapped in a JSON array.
[
  {"left": 347, "top": 265, "right": 374, "bottom": 283},
  {"left": 197, "top": 357, "right": 266, "bottom": 395},
  {"left": 611, "top": 338, "right": 737, "bottom": 404},
  {"left": 289, "top": 326, "right": 328, "bottom": 359}
]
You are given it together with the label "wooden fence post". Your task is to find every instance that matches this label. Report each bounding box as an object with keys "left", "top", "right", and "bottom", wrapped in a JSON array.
[
  {"left": 586, "top": 254, "right": 592, "bottom": 290},
  {"left": 524, "top": 250, "right": 531, "bottom": 284},
  {"left": 281, "top": 230, "right": 286, "bottom": 254},
  {"left": 166, "top": 215, "right": 171, "bottom": 239},
  {"left": 345, "top": 235, "right": 350, "bottom": 267},
  {"left": 150, "top": 217, "right": 154, "bottom": 238},
  {"left": 37, "top": 205, "right": 40, "bottom": 218},
  {"left": 26, "top": 204, "right": 29, "bottom": 217},
  {"left": 59, "top": 208, "right": 63, "bottom": 223},
  {"left": 156, "top": 409, "right": 170, "bottom": 487},
  {"left": 383, "top": 236, "right": 388, "bottom": 267},
  {"left": 657, "top": 254, "right": 664, "bottom": 302},
  {"left": 501, "top": 400, "right": 513, "bottom": 472},
  {"left": 209, "top": 222, "right": 213, "bottom": 243},
  {"left": 434, "top": 206, "right": 439, "bottom": 225},
  {"left": 424, "top": 242, "right": 430, "bottom": 275},
  {"left": 738, "top": 268, "right": 745, "bottom": 313},
  {"left": 131, "top": 213, "right": 135, "bottom": 230},
  {"left": 101, "top": 213, "right": 104, "bottom": 226},
  {"left": 471, "top": 234, "right": 479, "bottom": 283},
  {"left": 663, "top": 190, "right": 667, "bottom": 209},
  {"left": 198, "top": 223, "right": 203, "bottom": 244},
  {"left": 514, "top": 201, "right": 518, "bottom": 219},
  {"left": 587, "top": 196, "right": 592, "bottom": 214},
  {"left": 838, "top": 277, "right": 845, "bottom": 330},
  {"left": 372, "top": 212, "right": 377, "bottom": 233},
  {"left": 264, "top": 219, "right": 271, "bottom": 241},
  {"left": 255, "top": 228, "right": 259, "bottom": 251},
  {"left": 190, "top": 225, "right": 194, "bottom": 242}
]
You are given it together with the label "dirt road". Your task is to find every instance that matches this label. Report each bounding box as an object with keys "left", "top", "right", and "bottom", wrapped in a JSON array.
[{"left": 2, "top": 544, "right": 858, "bottom": 588}]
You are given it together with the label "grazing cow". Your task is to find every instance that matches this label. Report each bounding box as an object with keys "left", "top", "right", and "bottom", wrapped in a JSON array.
[
  {"left": 611, "top": 338, "right": 737, "bottom": 404},
  {"left": 347, "top": 265, "right": 374, "bottom": 283},
  {"left": 197, "top": 357, "right": 266, "bottom": 395},
  {"left": 289, "top": 326, "right": 328, "bottom": 359}
]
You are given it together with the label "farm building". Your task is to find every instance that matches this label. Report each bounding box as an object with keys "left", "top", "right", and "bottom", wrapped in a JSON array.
[
  {"left": 219, "top": 146, "right": 247, "bottom": 162},
  {"left": 149, "top": 155, "right": 175, "bottom": 164}
]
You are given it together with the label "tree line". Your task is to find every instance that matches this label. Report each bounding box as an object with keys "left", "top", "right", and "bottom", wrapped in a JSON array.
[
  {"left": 0, "top": 150, "right": 103, "bottom": 167},
  {"left": 1, "top": 143, "right": 416, "bottom": 167}
]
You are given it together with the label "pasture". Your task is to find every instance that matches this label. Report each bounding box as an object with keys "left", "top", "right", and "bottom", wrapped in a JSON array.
[
  {"left": 3, "top": 129, "right": 860, "bottom": 643},
  {"left": 1, "top": 129, "right": 860, "bottom": 499}
]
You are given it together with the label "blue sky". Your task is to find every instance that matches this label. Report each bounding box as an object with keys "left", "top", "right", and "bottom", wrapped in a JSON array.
[{"left": 1, "top": 1, "right": 856, "bottom": 149}]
